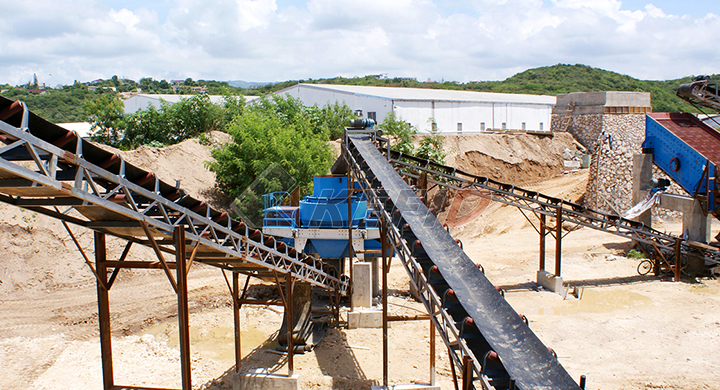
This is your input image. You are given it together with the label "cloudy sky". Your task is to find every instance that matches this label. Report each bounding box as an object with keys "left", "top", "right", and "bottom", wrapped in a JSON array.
[{"left": 2, "top": 0, "right": 718, "bottom": 87}]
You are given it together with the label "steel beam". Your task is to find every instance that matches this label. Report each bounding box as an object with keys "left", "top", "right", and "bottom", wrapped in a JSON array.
[
  {"left": 555, "top": 206, "right": 563, "bottom": 277},
  {"left": 285, "top": 272, "right": 294, "bottom": 376},
  {"left": 175, "top": 227, "right": 191, "bottom": 390},
  {"left": 233, "top": 271, "right": 241, "bottom": 373},
  {"left": 96, "top": 232, "right": 114, "bottom": 390},
  {"left": 539, "top": 213, "right": 546, "bottom": 272},
  {"left": 381, "top": 220, "right": 389, "bottom": 388}
]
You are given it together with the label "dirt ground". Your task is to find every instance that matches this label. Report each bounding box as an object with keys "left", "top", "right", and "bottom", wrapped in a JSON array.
[{"left": 1, "top": 133, "right": 719, "bottom": 389}]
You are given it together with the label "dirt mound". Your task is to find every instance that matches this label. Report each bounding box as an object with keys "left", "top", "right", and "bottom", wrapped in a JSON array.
[
  {"left": 96, "top": 130, "right": 233, "bottom": 210},
  {"left": 442, "top": 132, "right": 584, "bottom": 184},
  {"left": 0, "top": 132, "right": 233, "bottom": 299}
]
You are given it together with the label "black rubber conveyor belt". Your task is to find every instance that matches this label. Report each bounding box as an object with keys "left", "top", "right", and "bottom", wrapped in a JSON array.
[{"left": 350, "top": 135, "right": 579, "bottom": 389}]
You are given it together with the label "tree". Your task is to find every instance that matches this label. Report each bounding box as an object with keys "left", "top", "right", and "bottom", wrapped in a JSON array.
[
  {"left": 120, "top": 94, "right": 223, "bottom": 149},
  {"left": 164, "top": 94, "right": 222, "bottom": 142},
  {"left": 313, "top": 101, "right": 356, "bottom": 140},
  {"left": 380, "top": 112, "right": 416, "bottom": 154},
  {"left": 85, "top": 93, "right": 125, "bottom": 145},
  {"left": 207, "top": 95, "right": 334, "bottom": 199},
  {"left": 220, "top": 93, "right": 245, "bottom": 128},
  {"left": 120, "top": 105, "right": 167, "bottom": 148},
  {"left": 415, "top": 118, "right": 446, "bottom": 164}
]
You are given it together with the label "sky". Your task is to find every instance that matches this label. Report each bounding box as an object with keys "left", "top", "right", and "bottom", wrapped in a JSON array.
[{"left": 1, "top": 0, "right": 719, "bottom": 87}]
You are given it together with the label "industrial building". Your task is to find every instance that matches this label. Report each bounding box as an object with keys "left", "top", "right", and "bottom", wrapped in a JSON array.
[
  {"left": 122, "top": 94, "right": 258, "bottom": 114},
  {"left": 276, "top": 83, "right": 556, "bottom": 133}
]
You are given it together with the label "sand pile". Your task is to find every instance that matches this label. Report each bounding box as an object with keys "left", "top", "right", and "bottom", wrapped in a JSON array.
[{"left": 442, "top": 132, "right": 584, "bottom": 184}]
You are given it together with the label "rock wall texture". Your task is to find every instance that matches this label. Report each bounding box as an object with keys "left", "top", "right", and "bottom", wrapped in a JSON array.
[{"left": 551, "top": 112, "right": 684, "bottom": 219}]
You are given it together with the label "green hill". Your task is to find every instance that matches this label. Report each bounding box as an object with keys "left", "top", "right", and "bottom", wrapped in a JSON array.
[
  {"left": 2, "top": 64, "right": 718, "bottom": 123},
  {"left": 465, "top": 64, "right": 712, "bottom": 113},
  {"left": 266, "top": 64, "right": 715, "bottom": 113}
]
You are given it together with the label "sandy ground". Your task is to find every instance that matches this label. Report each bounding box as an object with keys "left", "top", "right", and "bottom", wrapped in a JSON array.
[{"left": 1, "top": 133, "right": 719, "bottom": 389}]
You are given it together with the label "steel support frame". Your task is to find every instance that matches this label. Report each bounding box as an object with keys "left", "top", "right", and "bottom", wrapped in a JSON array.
[
  {"left": 0, "top": 119, "right": 345, "bottom": 292},
  {"left": 94, "top": 226, "right": 193, "bottom": 390},
  {"left": 381, "top": 219, "right": 389, "bottom": 388},
  {"left": 384, "top": 148, "right": 720, "bottom": 268},
  {"left": 0, "top": 100, "right": 349, "bottom": 388}
]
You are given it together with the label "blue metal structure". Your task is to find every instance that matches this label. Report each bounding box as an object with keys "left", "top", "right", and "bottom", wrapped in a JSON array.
[
  {"left": 263, "top": 175, "right": 383, "bottom": 260},
  {"left": 643, "top": 112, "right": 720, "bottom": 215}
]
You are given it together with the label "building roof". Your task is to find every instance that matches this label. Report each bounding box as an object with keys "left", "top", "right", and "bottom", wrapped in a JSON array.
[
  {"left": 286, "top": 84, "right": 556, "bottom": 105},
  {"left": 126, "top": 94, "right": 226, "bottom": 105},
  {"left": 122, "top": 94, "right": 259, "bottom": 114}
]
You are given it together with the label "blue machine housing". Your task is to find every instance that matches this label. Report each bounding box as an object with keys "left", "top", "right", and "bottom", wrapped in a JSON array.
[
  {"left": 643, "top": 113, "right": 718, "bottom": 212},
  {"left": 262, "top": 175, "right": 384, "bottom": 260},
  {"left": 299, "top": 176, "right": 367, "bottom": 228}
]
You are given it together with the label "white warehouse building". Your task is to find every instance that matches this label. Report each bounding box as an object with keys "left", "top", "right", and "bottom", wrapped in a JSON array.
[
  {"left": 123, "top": 94, "right": 258, "bottom": 114},
  {"left": 276, "top": 84, "right": 556, "bottom": 133}
]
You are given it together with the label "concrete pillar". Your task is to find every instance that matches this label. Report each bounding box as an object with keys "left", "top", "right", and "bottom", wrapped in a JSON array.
[
  {"left": 683, "top": 199, "right": 711, "bottom": 243},
  {"left": 348, "top": 261, "right": 382, "bottom": 328},
  {"left": 632, "top": 154, "right": 653, "bottom": 227},
  {"left": 370, "top": 257, "right": 380, "bottom": 297},
  {"left": 352, "top": 262, "right": 372, "bottom": 308},
  {"left": 352, "top": 238, "right": 365, "bottom": 260}
]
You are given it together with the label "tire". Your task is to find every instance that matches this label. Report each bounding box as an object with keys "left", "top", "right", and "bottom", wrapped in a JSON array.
[{"left": 637, "top": 259, "right": 653, "bottom": 276}]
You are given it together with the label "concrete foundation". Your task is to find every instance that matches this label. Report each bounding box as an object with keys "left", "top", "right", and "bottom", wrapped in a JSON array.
[
  {"left": 233, "top": 369, "right": 299, "bottom": 390},
  {"left": 352, "top": 261, "right": 373, "bottom": 308},
  {"left": 537, "top": 270, "right": 564, "bottom": 293},
  {"left": 347, "top": 309, "right": 383, "bottom": 329}
]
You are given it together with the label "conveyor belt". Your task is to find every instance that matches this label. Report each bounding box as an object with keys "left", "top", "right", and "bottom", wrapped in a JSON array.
[
  {"left": 0, "top": 96, "right": 345, "bottom": 293},
  {"left": 347, "top": 133, "right": 580, "bottom": 389}
]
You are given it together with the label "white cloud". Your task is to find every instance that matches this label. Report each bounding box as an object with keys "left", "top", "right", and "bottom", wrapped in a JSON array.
[{"left": 0, "top": 0, "right": 718, "bottom": 86}]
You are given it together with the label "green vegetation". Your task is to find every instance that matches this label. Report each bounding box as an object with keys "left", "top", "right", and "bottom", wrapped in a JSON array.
[
  {"left": 84, "top": 92, "right": 343, "bottom": 202},
  {"left": 3, "top": 65, "right": 719, "bottom": 124},
  {"left": 380, "top": 112, "right": 416, "bottom": 154},
  {"left": 2, "top": 82, "right": 101, "bottom": 122},
  {"left": 627, "top": 249, "right": 647, "bottom": 259},
  {"left": 207, "top": 95, "right": 334, "bottom": 198},
  {"left": 415, "top": 119, "right": 446, "bottom": 164},
  {"left": 84, "top": 93, "right": 126, "bottom": 145},
  {"left": 378, "top": 114, "right": 446, "bottom": 164},
  {"left": 123, "top": 94, "right": 227, "bottom": 149}
]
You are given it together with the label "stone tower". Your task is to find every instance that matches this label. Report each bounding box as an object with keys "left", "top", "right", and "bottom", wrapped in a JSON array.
[{"left": 551, "top": 92, "right": 652, "bottom": 214}]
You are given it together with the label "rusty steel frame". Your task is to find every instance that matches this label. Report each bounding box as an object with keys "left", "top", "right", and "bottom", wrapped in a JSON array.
[
  {"left": 93, "top": 226, "right": 193, "bottom": 390},
  {"left": 384, "top": 147, "right": 720, "bottom": 269},
  {"left": 0, "top": 117, "right": 345, "bottom": 292},
  {"left": 0, "top": 101, "right": 347, "bottom": 389}
]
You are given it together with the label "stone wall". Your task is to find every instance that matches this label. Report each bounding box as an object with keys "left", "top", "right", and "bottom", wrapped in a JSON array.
[
  {"left": 550, "top": 113, "right": 603, "bottom": 152},
  {"left": 583, "top": 114, "right": 646, "bottom": 214},
  {"left": 552, "top": 111, "right": 685, "bottom": 219},
  {"left": 552, "top": 112, "right": 645, "bottom": 213}
]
